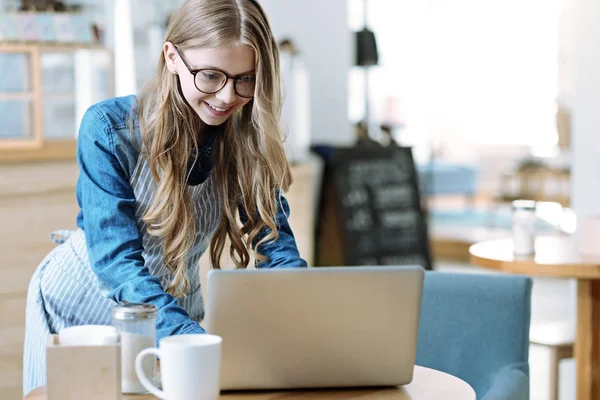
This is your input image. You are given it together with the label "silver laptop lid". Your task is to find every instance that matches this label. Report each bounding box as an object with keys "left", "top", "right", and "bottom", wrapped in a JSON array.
[{"left": 204, "top": 266, "right": 424, "bottom": 390}]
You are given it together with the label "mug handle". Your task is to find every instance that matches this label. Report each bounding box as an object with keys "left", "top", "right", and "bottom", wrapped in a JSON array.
[{"left": 135, "top": 348, "right": 164, "bottom": 399}]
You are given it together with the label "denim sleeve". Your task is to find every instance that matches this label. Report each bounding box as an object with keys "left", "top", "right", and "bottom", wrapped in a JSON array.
[
  {"left": 240, "top": 193, "right": 308, "bottom": 268},
  {"left": 77, "top": 106, "right": 204, "bottom": 340}
]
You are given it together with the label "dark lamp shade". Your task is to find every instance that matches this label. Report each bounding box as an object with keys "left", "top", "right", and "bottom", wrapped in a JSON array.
[{"left": 355, "top": 28, "right": 379, "bottom": 66}]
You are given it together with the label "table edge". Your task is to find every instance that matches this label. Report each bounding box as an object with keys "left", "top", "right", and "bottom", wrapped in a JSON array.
[{"left": 25, "top": 365, "right": 476, "bottom": 400}]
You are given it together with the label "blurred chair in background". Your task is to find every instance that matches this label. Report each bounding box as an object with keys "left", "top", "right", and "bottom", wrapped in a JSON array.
[{"left": 416, "top": 271, "right": 532, "bottom": 400}]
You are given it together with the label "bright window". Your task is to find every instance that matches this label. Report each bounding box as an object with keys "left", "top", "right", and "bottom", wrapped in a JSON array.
[{"left": 349, "top": 0, "right": 565, "bottom": 157}]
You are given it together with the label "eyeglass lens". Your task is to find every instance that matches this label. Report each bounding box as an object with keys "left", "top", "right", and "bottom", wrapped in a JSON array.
[{"left": 195, "top": 70, "right": 255, "bottom": 98}]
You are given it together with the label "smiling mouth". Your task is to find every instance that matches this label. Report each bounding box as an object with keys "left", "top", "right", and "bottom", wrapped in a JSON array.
[{"left": 206, "top": 103, "right": 232, "bottom": 113}]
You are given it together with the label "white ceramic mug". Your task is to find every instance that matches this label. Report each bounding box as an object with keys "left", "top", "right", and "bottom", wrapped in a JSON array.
[
  {"left": 136, "top": 334, "right": 222, "bottom": 400},
  {"left": 58, "top": 324, "right": 119, "bottom": 346}
]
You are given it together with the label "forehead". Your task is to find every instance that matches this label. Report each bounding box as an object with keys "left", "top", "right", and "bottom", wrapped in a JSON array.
[{"left": 183, "top": 45, "right": 255, "bottom": 75}]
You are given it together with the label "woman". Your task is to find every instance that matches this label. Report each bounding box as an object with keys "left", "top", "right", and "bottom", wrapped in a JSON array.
[{"left": 23, "top": 0, "right": 307, "bottom": 394}]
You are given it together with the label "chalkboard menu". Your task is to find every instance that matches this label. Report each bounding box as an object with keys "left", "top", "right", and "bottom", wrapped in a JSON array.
[{"left": 315, "top": 146, "right": 432, "bottom": 270}]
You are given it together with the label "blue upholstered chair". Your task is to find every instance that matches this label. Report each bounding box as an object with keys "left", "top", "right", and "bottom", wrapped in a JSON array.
[{"left": 416, "top": 271, "right": 532, "bottom": 400}]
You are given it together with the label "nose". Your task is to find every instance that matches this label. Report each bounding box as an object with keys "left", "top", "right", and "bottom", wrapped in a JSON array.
[{"left": 215, "top": 78, "right": 237, "bottom": 104}]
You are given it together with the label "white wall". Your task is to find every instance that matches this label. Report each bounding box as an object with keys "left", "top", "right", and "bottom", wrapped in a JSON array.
[
  {"left": 571, "top": 0, "right": 600, "bottom": 217},
  {"left": 259, "top": 0, "right": 353, "bottom": 145}
]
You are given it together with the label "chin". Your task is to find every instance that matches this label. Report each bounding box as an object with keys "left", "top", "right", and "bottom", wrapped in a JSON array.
[
  {"left": 197, "top": 111, "right": 228, "bottom": 126},
  {"left": 200, "top": 117, "right": 228, "bottom": 126}
]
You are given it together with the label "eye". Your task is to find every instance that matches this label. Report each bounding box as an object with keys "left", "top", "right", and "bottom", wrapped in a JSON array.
[{"left": 200, "top": 70, "right": 222, "bottom": 81}]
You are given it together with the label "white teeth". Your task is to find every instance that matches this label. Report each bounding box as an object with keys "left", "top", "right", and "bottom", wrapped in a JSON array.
[{"left": 208, "top": 104, "right": 230, "bottom": 112}]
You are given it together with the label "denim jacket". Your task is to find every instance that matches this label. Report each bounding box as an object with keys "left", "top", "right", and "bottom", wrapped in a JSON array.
[{"left": 75, "top": 95, "right": 307, "bottom": 339}]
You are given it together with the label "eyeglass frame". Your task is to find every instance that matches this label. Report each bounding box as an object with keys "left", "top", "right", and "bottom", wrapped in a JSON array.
[{"left": 173, "top": 46, "right": 256, "bottom": 99}]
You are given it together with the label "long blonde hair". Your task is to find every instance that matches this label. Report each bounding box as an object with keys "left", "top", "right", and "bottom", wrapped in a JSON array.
[{"left": 136, "top": 0, "right": 291, "bottom": 298}]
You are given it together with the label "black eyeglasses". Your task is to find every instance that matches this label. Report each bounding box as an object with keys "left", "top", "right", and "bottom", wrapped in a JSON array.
[{"left": 174, "top": 46, "right": 256, "bottom": 99}]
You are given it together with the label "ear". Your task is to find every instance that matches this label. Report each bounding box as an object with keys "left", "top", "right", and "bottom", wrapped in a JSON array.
[{"left": 163, "top": 41, "right": 178, "bottom": 74}]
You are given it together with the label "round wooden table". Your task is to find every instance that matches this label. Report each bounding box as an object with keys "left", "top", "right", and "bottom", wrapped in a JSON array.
[
  {"left": 25, "top": 366, "right": 475, "bottom": 400},
  {"left": 470, "top": 235, "right": 600, "bottom": 400}
]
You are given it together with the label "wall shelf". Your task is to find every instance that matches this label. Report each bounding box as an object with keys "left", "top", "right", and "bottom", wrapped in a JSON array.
[
  {"left": 0, "top": 92, "right": 35, "bottom": 99},
  {"left": 0, "top": 42, "right": 114, "bottom": 162}
]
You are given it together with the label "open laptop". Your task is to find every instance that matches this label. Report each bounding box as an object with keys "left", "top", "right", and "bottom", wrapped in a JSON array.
[{"left": 203, "top": 266, "right": 424, "bottom": 390}]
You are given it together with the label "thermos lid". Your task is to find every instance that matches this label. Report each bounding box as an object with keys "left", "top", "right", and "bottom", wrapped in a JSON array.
[{"left": 111, "top": 302, "right": 157, "bottom": 321}]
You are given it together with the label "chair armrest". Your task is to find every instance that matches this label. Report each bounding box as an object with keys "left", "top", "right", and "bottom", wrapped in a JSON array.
[{"left": 482, "top": 363, "right": 529, "bottom": 400}]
